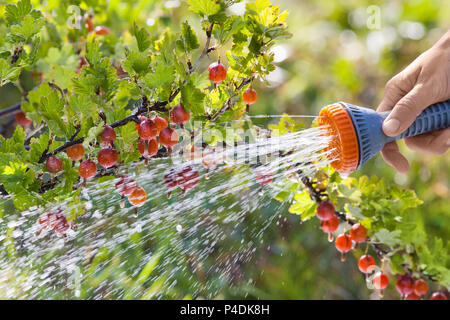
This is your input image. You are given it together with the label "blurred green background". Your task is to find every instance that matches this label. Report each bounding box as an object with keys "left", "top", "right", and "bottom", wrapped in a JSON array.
[{"left": 0, "top": 0, "right": 449, "bottom": 299}]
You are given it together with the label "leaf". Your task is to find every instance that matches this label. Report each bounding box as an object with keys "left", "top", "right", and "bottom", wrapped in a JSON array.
[
  {"left": 0, "top": 59, "right": 21, "bottom": 86},
  {"left": 5, "top": 0, "right": 33, "bottom": 26},
  {"left": 187, "top": 0, "right": 221, "bottom": 17},
  {"left": 132, "top": 22, "right": 151, "bottom": 52},
  {"left": 180, "top": 21, "right": 200, "bottom": 53},
  {"left": 136, "top": 253, "right": 161, "bottom": 285},
  {"left": 9, "top": 15, "right": 45, "bottom": 42},
  {"left": 374, "top": 228, "right": 402, "bottom": 248},
  {"left": 289, "top": 191, "right": 317, "bottom": 221},
  {"left": 143, "top": 63, "right": 175, "bottom": 88},
  {"left": 85, "top": 40, "right": 101, "bottom": 66},
  {"left": 181, "top": 81, "right": 205, "bottom": 115}
]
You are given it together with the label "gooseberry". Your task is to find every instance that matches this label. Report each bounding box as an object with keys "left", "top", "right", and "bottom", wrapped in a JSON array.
[
  {"left": 316, "top": 201, "right": 335, "bottom": 221},
  {"left": 15, "top": 111, "right": 32, "bottom": 126},
  {"left": 170, "top": 104, "right": 190, "bottom": 125},
  {"left": 358, "top": 255, "right": 376, "bottom": 274},
  {"left": 335, "top": 233, "right": 352, "bottom": 261},
  {"left": 79, "top": 160, "right": 97, "bottom": 179},
  {"left": 99, "top": 125, "right": 116, "bottom": 145},
  {"left": 46, "top": 156, "right": 63, "bottom": 173},
  {"left": 350, "top": 223, "right": 367, "bottom": 243},
  {"left": 413, "top": 279, "right": 428, "bottom": 297},
  {"left": 138, "top": 138, "right": 158, "bottom": 158},
  {"left": 430, "top": 292, "right": 447, "bottom": 300},
  {"left": 66, "top": 144, "right": 85, "bottom": 162},
  {"left": 97, "top": 147, "right": 118, "bottom": 168},
  {"left": 159, "top": 127, "right": 179, "bottom": 148},
  {"left": 243, "top": 88, "right": 258, "bottom": 105},
  {"left": 128, "top": 186, "right": 147, "bottom": 207},
  {"left": 138, "top": 119, "right": 158, "bottom": 140},
  {"left": 208, "top": 62, "right": 227, "bottom": 84},
  {"left": 396, "top": 274, "right": 414, "bottom": 297},
  {"left": 154, "top": 116, "right": 168, "bottom": 133},
  {"left": 320, "top": 215, "right": 340, "bottom": 241},
  {"left": 372, "top": 272, "right": 389, "bottom": 290}
]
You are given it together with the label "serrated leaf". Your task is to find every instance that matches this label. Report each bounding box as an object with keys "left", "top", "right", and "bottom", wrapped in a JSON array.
[
  {"left": 181, "top": 82, "right": 205, "bottom": 115},
  {"left": 374, "top": 228, "right": 402, "bottom": 248},
  {"left": 144, "top": 63, "right": 175, "bottom": 88},
  {"left": 180, "top": 21, "right": 200, "bottom": 53},
  {"left": 187, "top": 0, "right": 221, "bottom": 17},
  {"left": 132, "top": 23, "right": 151, "bottom": 52}
]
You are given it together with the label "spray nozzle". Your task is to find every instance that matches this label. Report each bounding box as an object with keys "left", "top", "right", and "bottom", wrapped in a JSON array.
[{"left": 318, "top": 100, "right": 450, "bottom": 175}]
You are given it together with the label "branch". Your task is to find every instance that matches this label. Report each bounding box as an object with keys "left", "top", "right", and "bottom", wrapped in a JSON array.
[
  {"left": 297, "top": 168, "right": 391, "bottom": 257},
  {"left": 189, "top": 22, "right": 215, "bottom": 74},
  {"left": 209, "top": 76, "right": 254, "bottom": 121}
]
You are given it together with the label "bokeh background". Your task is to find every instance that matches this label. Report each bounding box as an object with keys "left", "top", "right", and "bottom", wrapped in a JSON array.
[{"left": 0, "top": 0, "right": 449, "bottom": 299}]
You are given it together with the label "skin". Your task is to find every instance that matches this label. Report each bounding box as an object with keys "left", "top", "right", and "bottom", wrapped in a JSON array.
[{"left": 376, "top": 30, "right": 450, "bottom": 173}]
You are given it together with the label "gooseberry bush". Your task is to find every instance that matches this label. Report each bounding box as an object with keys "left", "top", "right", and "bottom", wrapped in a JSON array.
[{"left": 0, "top": 0, "right": 448, "bottom": 299}]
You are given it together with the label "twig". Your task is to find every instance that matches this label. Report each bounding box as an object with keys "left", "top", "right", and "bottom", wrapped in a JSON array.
[{"left": 209, "top": 76, "right": 254, "bottom": 121}]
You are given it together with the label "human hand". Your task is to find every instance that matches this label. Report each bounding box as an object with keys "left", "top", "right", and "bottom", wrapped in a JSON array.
[{"left": 376, "top": 30, "right": 450, "bottom": 173}]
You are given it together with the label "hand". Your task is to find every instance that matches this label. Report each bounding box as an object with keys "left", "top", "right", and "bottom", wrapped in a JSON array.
[{"left": 376, "top": 30, "right": 450, "bottom": 173}]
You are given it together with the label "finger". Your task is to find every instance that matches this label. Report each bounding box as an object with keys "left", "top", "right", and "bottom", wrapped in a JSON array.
[
  {"left": 380, "top": 141, "right": 410, "bottom": 174},
  {"left": 382, "top": 83, "right": 435, "bottom": 137},
  {"left": 404, "top": 127, "right": 450, "bottom": 155},
  {"left": 377, "top": 65, "right": 421, "bottom": 113}
]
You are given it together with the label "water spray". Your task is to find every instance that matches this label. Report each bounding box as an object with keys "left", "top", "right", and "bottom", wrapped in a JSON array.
[{"left": 318, "top": 99, "right": 450, "bottom": 175}]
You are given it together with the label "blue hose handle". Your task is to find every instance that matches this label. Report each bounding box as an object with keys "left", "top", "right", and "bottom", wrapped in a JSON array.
[
  {"left": 343, "top": 99, "right": 450, "bottom": 170},
  {"left": 383, "top": 99, "right": 450, "bottom": 142}
]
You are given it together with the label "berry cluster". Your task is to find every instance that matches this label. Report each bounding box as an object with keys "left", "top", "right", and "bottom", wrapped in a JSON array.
[
  {"left": 164, "top": 166, "right": 200, "bottom": 198},
  {"left": 115, "top": 176, "right": 147, "bottom": 216},
  {"left": 36, "top": 211, "right": 73, "bottom": 237},
  {"left": 316, "top": 200, "right": 448, "bottom": 299}
]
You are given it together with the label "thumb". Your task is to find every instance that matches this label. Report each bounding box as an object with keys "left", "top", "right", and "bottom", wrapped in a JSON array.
[{"left": 382, "top": 84, "right": 433, "bottom": 137}]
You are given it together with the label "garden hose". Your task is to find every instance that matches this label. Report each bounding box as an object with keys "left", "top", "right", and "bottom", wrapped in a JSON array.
[{"left": 318, "top": 99, "right": 450, "bottom": 175}]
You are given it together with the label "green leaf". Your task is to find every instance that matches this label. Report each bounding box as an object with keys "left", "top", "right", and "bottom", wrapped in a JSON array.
[
  {"left": 188, "top": 0, "right": 221, "bottom": 17},
  {"left": 374, "top": 228, "right": 402, "bottom": 248},
  {"left": 5, "top": 0, "right": 33, "bottom": 26},
  {"left": 9, "top": 15, "right": 44, "bottom": 42},
  {"left": 0, "top": 59, "right": 21, "bottom": 86},
  {"left": 181, "top": 81, "right": 205, "bottom": 115},
  {"left": 180, "top": 21, "right": 200, "bottom": 53},
  {"left": 132, "top": 22, "right": 151, "bottom": 52},
  {"left": 143, "top": 63, "right": 175, "bottom": 88},
  {"left": 136, "top": 253, "right": 161, "bottom": 285},
  {"left": 289, "top": 191, "right": 317, "bottom": 221}
]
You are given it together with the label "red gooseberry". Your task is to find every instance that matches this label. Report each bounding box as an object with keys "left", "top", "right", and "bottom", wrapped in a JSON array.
[
  {"left": 99, "top": 125, "right": 116, "bottom": 145},
  {"left": 350, "top": 223, "right": 367, "bottom": 243},
  {"left": 138, "top": 138, "right": 159, "bottom": 158},
  {"left": 358, "top": 255, "right": 376, "bottom": 274},
  {"left": 396, "top": 274, "right": 414, "bottom": 297},
  {"left": 320, "top": 215, "right": 340, "bottom": 241},
  {"left": 170, "top": 104, "right": 190, "bottom": 125},
  {"left": 15, "top": 111, "right": 32, "bottom": 126},
  {"left": 335, "top": 233, "right": 352, "bottom": 261},
  {"left": 430, "top": 292, "right": 447, "bottom": 300},
  {"left": 66, "top": 144, "right": 85, "bottom": 162},
  {"left": 159, "top": 127, "right": 179, "bottom": 148},
  {"left": 316, "top": 201, "right": 335, "bottom": 221},
  {"left": 413, "top": 279, "right": 428, "bottom": 297},
  {"left": 243, "top": 88, "right": 258, "bottom": 105},
  {"left": 97, "top": 148, "right": 118, "bottom": 168},
  {"left": 372, "top": 272, "right": 389, "bottom": 290},
  {"left": 46, "top": 156, "right": 63, "bottom": 173},
  {"left": 138, "top": 119, "right": 158, "bottom": 140},
  {"left": 79, "top": 160, "right": 97, "bottom": 179},
  {"left": 208, "top": 62, "right": 227, "bottom": 84},
  {"left": 154, "top": 116, "right": 168, "bottom": 133},
  {"left": 128, "top": 186, "right": 147, "bottom": 207}
]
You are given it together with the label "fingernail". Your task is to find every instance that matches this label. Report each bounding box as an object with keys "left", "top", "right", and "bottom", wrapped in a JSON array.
[{"left": 383, "top": 119, "right": 400, "bottom": 136}]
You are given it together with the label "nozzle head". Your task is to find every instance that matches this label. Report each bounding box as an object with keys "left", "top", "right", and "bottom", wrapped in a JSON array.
[{"left": 318, "top": 103, "right": 359, "bottom": 175}]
